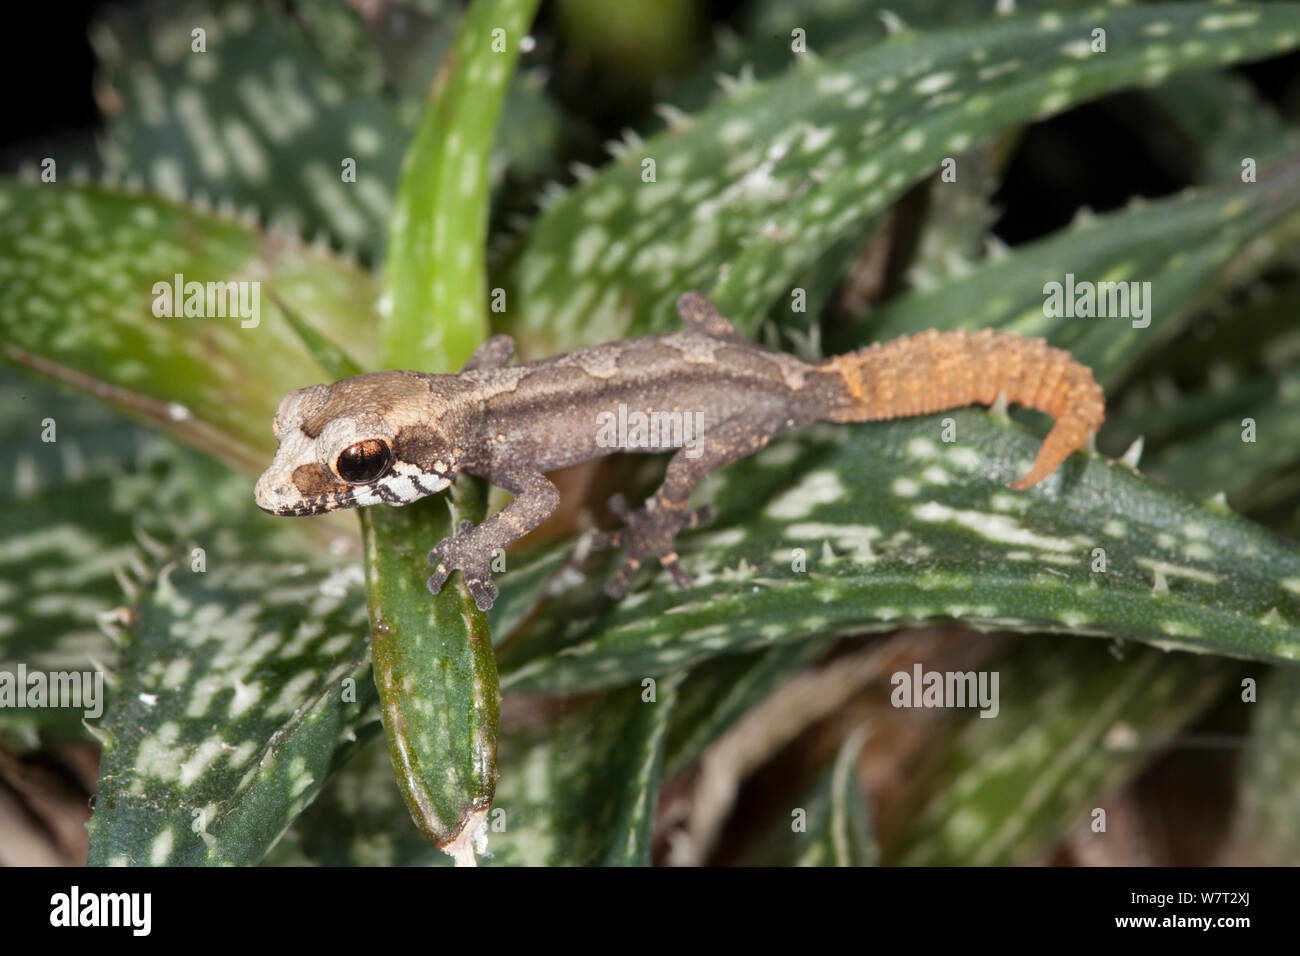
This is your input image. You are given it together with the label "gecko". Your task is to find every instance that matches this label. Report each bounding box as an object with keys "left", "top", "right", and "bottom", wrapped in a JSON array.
[{"left": 254, "top": 292, "right": 1105, "bottom": 610}]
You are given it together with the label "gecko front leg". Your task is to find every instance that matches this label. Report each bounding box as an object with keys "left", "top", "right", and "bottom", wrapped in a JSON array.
[{"left": 426, "top": 465, "right": 559, "bottom": 610}]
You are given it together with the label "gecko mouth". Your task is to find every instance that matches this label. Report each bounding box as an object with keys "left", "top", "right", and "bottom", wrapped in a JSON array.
[
  {"left": 253, "top": 470, "right": 452, "bottom": 515},
  {"left": 253, "top": 468, "right": 363, "bottom": 516},
  {"left": 254, "top": 488, "right": 360, "bottom": 516}
]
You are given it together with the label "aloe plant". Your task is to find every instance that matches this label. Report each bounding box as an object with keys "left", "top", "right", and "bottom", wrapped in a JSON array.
[{"left": 3, "top": 0, "right": 1300, "bottom": 867}]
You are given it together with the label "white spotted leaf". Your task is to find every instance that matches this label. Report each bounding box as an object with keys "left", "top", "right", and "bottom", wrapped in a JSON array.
[
  {"left": 498, "top": 414, "right": 1300, "bottom": 692},
  {"left": 85, "top": 519, "right": 377, "bottom": 866},
  {"left": 268, "top": 675, "right": 680, "bottom": 866},
  {"left": 0, "top": 182, "right": 382, "bottom": 474},
  {"left": 886, "top": 638, "right": 1233, "bottom": 864},
  {"left": 857, "top": 169, "right": 1300, "bottom": 384},
  {"left": 94, "top": 0, "right": 407, "bottom": 260},
  {"left": 0, "top": 371, "right": 247, "bottom": 737},
  {"left": 505, "top": 2, "right": 1300, "bottom": 349}
]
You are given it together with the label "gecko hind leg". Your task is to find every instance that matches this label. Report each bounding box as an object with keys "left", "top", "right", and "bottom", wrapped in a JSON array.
[
  {"left": 461, "top": 334, "right": 515, "bottom": 371},
  {"left": 591, "top": 412, "right": 786, "bottom": 599},
  {"left": 675, "top": 291, "right": 747, "bottom": 343},
  {"left": 589, "top": 494, "right": 716, "bottom": 597}
]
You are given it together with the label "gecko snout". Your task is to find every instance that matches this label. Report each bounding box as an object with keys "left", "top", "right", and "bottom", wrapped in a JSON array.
[
  {"left": 253, "top": 457, "right": 341, "bottom": 516},
  {"left": 253, "top": 471, "right": 299, "bottom": 515}
]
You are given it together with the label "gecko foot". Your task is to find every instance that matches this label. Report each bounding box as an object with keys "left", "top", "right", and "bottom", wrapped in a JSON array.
[
  {"left": 590, "top": 494, "right": 715, "bottom": 598},
  {"left": 427, "top": 519, "right": 500, "bottom": 611}
]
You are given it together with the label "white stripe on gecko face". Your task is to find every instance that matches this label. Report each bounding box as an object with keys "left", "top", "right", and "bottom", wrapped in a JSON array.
[
  {"left": 351, "top": 486, "right": 383, "bottom": 507},
  {"left": 414, "top": 475, "right": 451, "bottom": 496},
  {"left": 386, "top": 476, "right": 419, "bottom": 502},
  {"left": 377, "top": 471, "right": 449, "bottom": 504}
]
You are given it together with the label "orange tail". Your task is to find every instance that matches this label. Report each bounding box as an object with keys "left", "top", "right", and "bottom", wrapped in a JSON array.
[{"left": 819, "top": 328, "right": 1105, "bottom": 489}]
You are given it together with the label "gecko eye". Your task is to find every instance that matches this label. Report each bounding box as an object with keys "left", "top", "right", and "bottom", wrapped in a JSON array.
[{"left": 335, "top": 439, "right": 393, "bottom": 484}]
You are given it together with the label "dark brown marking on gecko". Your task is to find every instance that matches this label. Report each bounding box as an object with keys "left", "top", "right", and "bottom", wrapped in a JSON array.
[
  {"left": 392, "top": 424, "right": 445, "bottom": 472},
  {"left": 255, "top": 292, "right": 1105, "bottom": 610},
  {"left": 292, "top": 462, "right": 340, "bottom": 497}
]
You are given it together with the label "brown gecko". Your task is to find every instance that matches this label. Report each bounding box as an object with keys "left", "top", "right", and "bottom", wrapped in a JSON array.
[{"left": 254, "top": 293, "right": 1105, "bottom": 610}]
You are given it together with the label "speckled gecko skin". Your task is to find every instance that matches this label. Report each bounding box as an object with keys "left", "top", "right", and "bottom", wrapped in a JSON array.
[{"left": 255, "top": 292, "right": 1105, "bottom": 610}]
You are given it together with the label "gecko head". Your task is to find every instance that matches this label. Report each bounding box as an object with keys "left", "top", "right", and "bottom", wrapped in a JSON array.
[{"left": 254, "top": 371, "right": 458, "bottom": 516}]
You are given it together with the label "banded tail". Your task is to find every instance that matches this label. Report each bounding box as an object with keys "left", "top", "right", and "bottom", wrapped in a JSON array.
[{"left": 819, "top": 328, "right": 1105, "bottom": 489}]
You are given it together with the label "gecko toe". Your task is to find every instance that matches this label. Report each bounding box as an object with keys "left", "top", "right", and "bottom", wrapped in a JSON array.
[
  {"left": 467, "top": 576, "right": 499, "bottom": 611},
  {"left": 684, "top": 504, "right": 715, "bottom": 529},
  {"left": 424, "top": 520, "right": 500, "bottom": 608},
  {"left": 426, "top": 566, "right": 450, "bottom": 595},
  {"left": 587, "top": 527, "right": 625, "bottom": 551},
  {"left": 605, "top": 556, "right": 641, "bottom": 599},
  {"left": 660, "top": 553, "right": 692, "bottom": 589}
]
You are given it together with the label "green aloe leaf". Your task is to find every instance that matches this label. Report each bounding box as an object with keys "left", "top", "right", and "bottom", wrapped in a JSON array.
[
  {"left": 0, "top": 371, "right": 247, "bottom": 734},
  {"left": 798, "top": 730, "right": 878, "bottom": 866},
  {"left": 382, "top": 0, "right": 541, "bottom": 369},
  {"left": 1100, "top": 277, "right": 1300, "bottom": 515},
  {"left": 506, "top": 2, "right": 1300, "bottom": 350},
  {"left": 1230, "top": 664, "right": 1300, "bottom": 865},
  {"left": 271, "top": 675, "right": 680, "bottom": 866},
  {"left": 0, "top": 181, "right": 381, "bottom": 473},
  {"left": 288, "top": 0, "right": 389, "bottom": 98},
  {"left": 261, "top": 733, "right": 437, "bottom": 867},
  {"left": 664, "top": 638, "right": 834, "bottom": 777},
  {"left": 663, "top": 3, "right": 1044, "bottom": 318},
  {"left": 271, "top": 292, "right": 366, "bottom": 382},
  {"left": 499, "top": 414, "right": 1300, "bottom": 693},
  {"left": 85, "top": 516, "right": 377, "bottom": 865},
  {"left": 291, "top": 0, "right": 564, "bottom": 190},
  {"left": 361, "top": 483, "right": 498, "bottom": 858},
  {"left": 1105, "top": 279, "right": 1300, "bottom": 491},
  {"left": 0, "top": 301, "right": 376, "bottom": 863},
  {"left": 1146, "top": 370, "right": 1300, "bottom": 505},
  {"left": 484, "top": 540, "right": 577, "bottom": 647},
  {"left": 365, "top": 0, "right": 540, "bottom": 862},
  {"left": 489, "top": 674, "right": 682, "bottom": 865},
  {"left": 855, "top": 170, "right": 1300, "bottom": 384},
  {"left": 1137, "top": 69, "right": 1300, "bottom": 182},
  {"left": 883, "top": 640, "right": 1234, "bottom": 864},
  {"left": 904, "top": 137, "right": 1013, "bottom": 286},
  {"left": 0, "top": 476, "right": 130, "bottom": 733},
  {"left": 0, "top": 368, "right": 156, "bottom": 508},
  {"left": 0, "top": 179, "right": 385, "bottom": 852},
  {"left": 94, "top": 0, "right": 406, "bottom": 260},
  {"left": 669, "top": 0, "right": 1098, "bottom": 115},
  {"left": 710, "top": 4, "right": 1300, "bottom": 321},
  {"left": 735, "top": 728, "right": 878, "bottom": 866}
]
